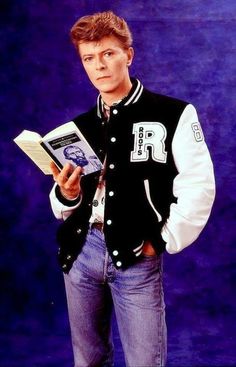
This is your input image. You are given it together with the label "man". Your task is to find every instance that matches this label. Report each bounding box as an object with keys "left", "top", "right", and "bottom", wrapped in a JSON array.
[{"left": 49, "top": 11, "right": 215, "bottom": 367}]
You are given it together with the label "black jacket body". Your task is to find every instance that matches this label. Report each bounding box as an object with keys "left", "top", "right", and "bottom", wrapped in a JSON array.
[{"left": 56, "top": 80, "right": 188, "bottom": 273}]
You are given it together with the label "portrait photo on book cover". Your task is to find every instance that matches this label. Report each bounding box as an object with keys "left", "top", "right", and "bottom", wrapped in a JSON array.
[{"left": 63, "top": 145, "right": 102, "bottom": 174}]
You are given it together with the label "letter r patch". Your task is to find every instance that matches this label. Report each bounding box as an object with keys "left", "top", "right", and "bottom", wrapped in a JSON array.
[{"left": 131, "top": 122, "right": 167, "bottom": 163}]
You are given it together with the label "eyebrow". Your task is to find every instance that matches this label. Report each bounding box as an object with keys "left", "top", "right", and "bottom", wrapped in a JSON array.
[{"left": 81, "top": 47, "right": 117, "bottom": 58}]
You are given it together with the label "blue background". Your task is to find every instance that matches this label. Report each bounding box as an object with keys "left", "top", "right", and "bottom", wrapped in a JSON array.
[{"left": 1, "top": 0, "right": 236, "bottom": 366}]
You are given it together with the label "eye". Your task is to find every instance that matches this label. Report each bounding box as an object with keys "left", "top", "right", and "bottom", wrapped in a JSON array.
[
  {"left": 83, "top": 56, "right": 93, "bottom": 63},
  {"left": 104, "top": 51, "right": 113, "bottom": 58}
]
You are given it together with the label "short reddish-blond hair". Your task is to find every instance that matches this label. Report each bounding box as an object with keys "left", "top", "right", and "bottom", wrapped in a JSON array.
[{"left": 70, "top": 11, "right": 133, "bottom": 50}]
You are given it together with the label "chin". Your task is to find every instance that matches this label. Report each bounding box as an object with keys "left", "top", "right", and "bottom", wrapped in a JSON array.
[{"left": 95, "top": 81, "right": 117, "bottom": 93}]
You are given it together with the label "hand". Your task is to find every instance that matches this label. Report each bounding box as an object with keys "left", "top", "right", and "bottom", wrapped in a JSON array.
[
  {"left": 50, "top": 161, "right": 83, "bottom": 200},
  {"left": 142, "top": 241, "right": 156, "bottom": 256}
]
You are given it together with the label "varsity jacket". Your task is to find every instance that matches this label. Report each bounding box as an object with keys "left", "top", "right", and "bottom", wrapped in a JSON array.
[{"left": 50, "top": 79, "right": 215, "bottom": 273}]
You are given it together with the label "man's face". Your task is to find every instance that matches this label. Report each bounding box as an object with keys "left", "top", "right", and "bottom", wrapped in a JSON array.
[
  {"left": 78, "top": 36, "right": 134, "bottom": 99},
  {"left": 65, "top": 146, "right": 88, "bottom": 167}
]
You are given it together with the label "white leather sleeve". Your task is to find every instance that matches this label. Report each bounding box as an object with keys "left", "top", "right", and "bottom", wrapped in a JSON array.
[
  {"left": 161, "top": 104, "right": 216, "bottom": 253},
  {"left": 49, "top": 183, "right": 82, "bottom": 221}
]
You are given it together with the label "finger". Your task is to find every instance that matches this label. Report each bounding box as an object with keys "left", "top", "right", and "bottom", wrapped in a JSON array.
[
  {"left": 66, "top": 166, "right": 84, "bottom": 186},
  {"left": 50, "top": 161, "right": 60, "bottom": 177},
  {"left": 56, "top": 163, "right": 72, "bottom": 185},
  {"left": 57, "top": 174, "right": 66, "bottom": 186},
  {"left": 64, "top": 163, "right": 75, "bottom": 176}
]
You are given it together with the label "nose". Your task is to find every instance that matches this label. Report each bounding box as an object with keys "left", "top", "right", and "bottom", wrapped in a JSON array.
[{"left": 95, "top": 56, "right": 105, "bottom": 70}]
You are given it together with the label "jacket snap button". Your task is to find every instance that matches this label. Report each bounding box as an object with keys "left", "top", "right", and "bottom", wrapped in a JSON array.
[{"left": 116, "top": 261, "right": 122, "bottom": 267}]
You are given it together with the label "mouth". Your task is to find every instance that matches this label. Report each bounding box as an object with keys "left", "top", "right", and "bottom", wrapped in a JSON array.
[{"left": 97, "top": 76, "right": 111, "bottom": 81}]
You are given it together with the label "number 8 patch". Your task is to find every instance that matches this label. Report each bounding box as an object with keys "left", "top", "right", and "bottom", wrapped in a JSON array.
[{"left": 191, "top": 122, "right": 204, "bottom": 142}]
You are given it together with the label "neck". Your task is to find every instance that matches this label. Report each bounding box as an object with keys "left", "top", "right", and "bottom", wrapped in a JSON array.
[{"left": 100, "top": 78, "right": 132, "bottom": 107}]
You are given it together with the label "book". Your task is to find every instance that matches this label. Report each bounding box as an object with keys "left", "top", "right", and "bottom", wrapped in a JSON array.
[{"left": 14, "top": 121, "right": 103, "bottom": 175}]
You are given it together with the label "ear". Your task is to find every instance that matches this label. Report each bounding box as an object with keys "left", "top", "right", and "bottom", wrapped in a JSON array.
[{"left": 126, "top": 47, "right": 134, "bottom": 66}]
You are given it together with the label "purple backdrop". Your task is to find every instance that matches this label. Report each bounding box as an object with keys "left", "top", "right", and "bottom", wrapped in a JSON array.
[{"left": 1, "top": 0, "right": 236, "bottom": 366}]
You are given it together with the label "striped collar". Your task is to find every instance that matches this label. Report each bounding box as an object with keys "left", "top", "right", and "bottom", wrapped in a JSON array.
[{"left": 96, "top": 78, "right": 143, "bottom": 118}]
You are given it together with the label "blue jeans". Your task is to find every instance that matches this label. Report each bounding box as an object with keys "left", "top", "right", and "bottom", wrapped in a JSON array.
[{"left": 64, "top": 227, "right": 167, "bottom": 367}]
